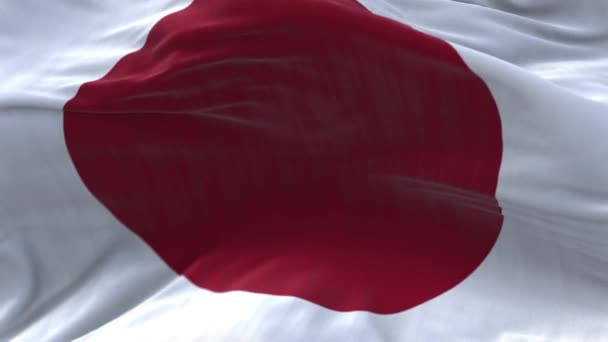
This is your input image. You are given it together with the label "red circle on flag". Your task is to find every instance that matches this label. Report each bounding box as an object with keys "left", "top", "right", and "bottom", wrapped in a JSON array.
[{"left": 64, "top": 0, "right": 503, "bottom": 314}]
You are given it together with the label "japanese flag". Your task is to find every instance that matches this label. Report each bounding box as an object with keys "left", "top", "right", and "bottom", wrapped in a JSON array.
[{"left": 2, "top": 0, "right": 608, "bottom": 341}]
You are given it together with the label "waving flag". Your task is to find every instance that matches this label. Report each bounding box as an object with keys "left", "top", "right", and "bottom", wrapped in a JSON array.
[{"left": 2, "top": 0, "right": 608, "bottom": 340}]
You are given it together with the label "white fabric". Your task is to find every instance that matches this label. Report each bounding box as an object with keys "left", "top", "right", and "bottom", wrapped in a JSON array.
[
  {"left": 0, "top": 1, "right": 192, "bottom": 340},
  {"left": 1, "top": 1, "right": 608, "bottom": 341},
  {"left": 360, "top": 0, "right": 608, "bottom": 103}
]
